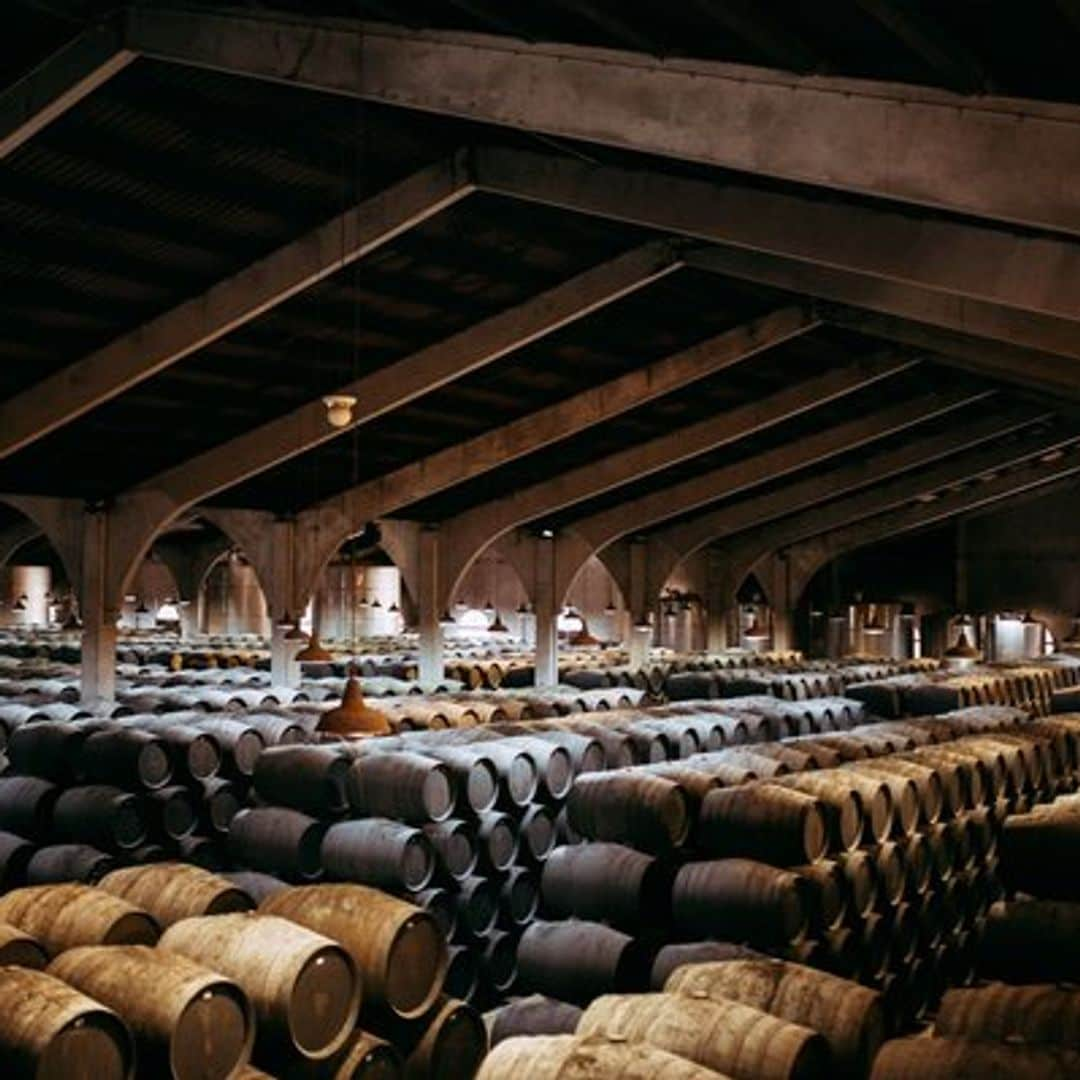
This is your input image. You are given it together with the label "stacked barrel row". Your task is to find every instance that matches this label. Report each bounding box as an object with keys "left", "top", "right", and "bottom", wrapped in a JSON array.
[
  {"left": 505, "top": 704, "right": 1080, "bottom": 1046},
  {"left": 0, "top": 865, "right": 485, "bottom": 1079},
  {"left": 0, "top": 707, "right": 318, "bottom": 888}
]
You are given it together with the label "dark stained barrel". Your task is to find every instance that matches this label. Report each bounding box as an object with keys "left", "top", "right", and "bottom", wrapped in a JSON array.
[
  {"left": 834, "top": 849, "right": 879, "bottom": 918},
  {"left": 445, "top": 944, "right": 479, "bottom": 1001},
  {"left": 474, "top": 811, "right": 519, "bottom": 874},
  {"left": 0, "top": 920, "right": 48, "bottom": 968},
  {"left": 99, "top": 863, "right": 253, "bottom": 927},
  {"left": 178, "top": 835, "right": 227, "bottom": 873},
  {"left": 348, "top": 752, "right": 455, "bottom": 824},
  {"left": 540, "top": 842, "right": 672, "bottom": 933},
  {"left": 199, "top": 777, "right": 244, "bottom": 836},
  {"left": 411, "top": 886, "right": 457, "bottom": 941},
  {"left": 498, "top": 867, "right": 539, "bottom": 928},
  {"left": 323, "top": 819, "right": 435, "bottom": 892},
  {"left": 480, "top": 929, "right": 518, "bottom": 997},
  {"left": 566, "top": 771, "right": 689, "bottom": 854},
  {"left": 226, "top": 807, "right": 326, "bottom": 881},
  {"left": 794, "top": 859, "right": 847, "bottom": 932},
  {"left": 386, "top": 995, "right": 487, "bottom": 1080},
  {"left": 485, "top": 994, "right": 582, "bottom": 1046},
  {"left": 80, "top": 728, "right": 173, "bottom": 791},
  {"left": 222, "top": 871, "right": 290, "bottom": 906},
  {"left": 578, "top": 992, "right": 829, "bottom": 1080},
  {"left": 160, "top": 913, "right": 358, "bottom": 1062},
  {"left": 49, "top": 944, "right": 254, "bottom": 1080},
  {"left": 253, "top": 745, "right": 350, "bottom": 818},
  {"left": 453, "top": 875, "right": 499, "bottom": 938},
  {"left": 649, "top": 941, "right": 767, "bottom": 990},
  {"left": 7, "top": 722, "right": 88, "bottom": 784},
  {"left": 412, "top": 746, "right": 499, "bottom": 814},
  {"left": 117, "top": 720, "right": 220, "bottom": 783},
  {"left": 978, "top": 900, "right": 1080, "bottom": 982},
  {"left": 53, "top": 786, "right": 146, "bottom": 853},
  {"left": 283, "top": 1028, "right": 404, "bottom": 1080},
  {"left": 0, "top": 774, "right": 59, "bottom": 839},
  {"left": 146, "top": 785, "right": 197, "bottom": 841},
  {"left": 515, "top": 919, "right": 650, "bottom": 1005},
  {"left": 518, "top": 804, "right": 557, "bottom": 866},
  {"left": 870, "top": 1036, "right": 1080, "bottom": 1079},
  {"left": 0, "top": 828, "right": 34, "bottom": 890},
  {"left": 423, "top": 819, "right": 478, "bottom": 881},
  {"left": 672, "top": 859, "right": 810, "bottom": 947},
  {"left": 27, "top": 844, "right": 117, "bottom": 886},
  {"left": 0, "top": 965, "right": 134, "bottom": 1080},
  {"left": 697, "top": 784, "right": 828, "bottom": 866},
  {"left": 261, "top": 884, "right": 448, "bottom": 1020},
  {"left": 0, "top": 883, "right": 159, "bottom": 957},
  {"left": 935, "top": 983, "right": 1080, "bottom": 1046},
  {"left": 188, "top": 718, "right": 264, "bottom": 779}
]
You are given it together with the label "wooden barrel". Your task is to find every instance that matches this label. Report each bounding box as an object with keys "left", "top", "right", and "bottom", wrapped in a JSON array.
[
  {"left": 0, "top": 774, "right": 59, "bottom": 839},
  {"left": 500, "top": 738, "right": 574, "bottom": 801},
  {"left": 869, "top": 1036, "right": 1080, "bottom": 1079},
  {"left": 146, "top": 785, "right": 197, "bottom": 841},
  {"left": 453, "top": 875, "right": 499, "bottom": 938},
  {"left": 936, "top": 983, "right": 1080, "bottom": 1045},
  {"left": 253, "top": 745, "right": 350, "bottom": 817},
  {"left": 0, "top": 965, "right": 134, "bottom": 1080},
  {"left": 53, "top": 785, "right": 146, "bottom": 853},
  {"left": 178, "top": 835, "right": 227, "bottom": 873},
  {"left": 261, "top": 883, "right": 447, "bottom": 1019},
  {"left": 578, "top": 992, "right": 828, "bottom": 1080},
  {"left": 516, "top": 919, "right": 649, "bottom": 1005},
  {"left": 445, "top": 943, "right": 479, "bottom": 1001},
  {"left": 541, "top": 842, "right": 672, "bottom": 933},
  {"left": 99, "top": 863, "right": 253, "bottom": 927},
  {"left": 323, "top": 819, "right": 435, "bottom": 892},
  {"left": 1000, "top": 813, "right": 1080, "bottom": 898},
  {"left": 223, "top": 870, "right": 290, "bottom": 905},
  {"left": 27, "top": 844, "right": 117, "bottom": 886},
  {"left": 423, "top": 819, "right": 478, "bottom": 881},
  {"left": 779, "top": 771, "right": 893, "bottom": 845},
  {"left": 49, "top": 944, "right": 254, "bottom": 1079},
  {"left": 518, "top": 804, "right": 557, "bottom": 866},
  {"left": 80, "top": 728, "right": 174, "bottom": 791},
  {"left": 499, "top": 866, "right": 539, "bottom": 928},
  {"left": 480, "top": 928, "right": 518, "bottom": 995},
  {"left": 419, "top": 746, "right": 513, "bottom": 812},
  {"left": 667, "top": 957, "right": 886, "bottom": 1080},
  {"left": 474, "top": 811, "right": 519, "bottom": 874},
  {"left": 650, "top": 942, "right": 766, "bottom": 991},
  {"left": 117, "top": 721, "right": 220, "bottom": 782},
  {"left": 199, "top": 777, "right": 244, "bottom": 836},
  {"left": 0, "top": 828, "right": 34, "bottom": 891},
  {"left": 698, "top": 784, "right": 828, "bottom": 865},
  {"left": 188, "top": 718, "right": 264, "bottom": 778},
  {"left": 347, "top": 752, "right": 455, "bottom": 825},
  {"left": 979, "top": 900, "right": 1080, "bottom": 982},
  {"left": 226, "top": 807, "right": 326, "bottom": 881},
  {"left": 567, "top": 772, "right": 689, "bottom": 854},
  {"left": 0, "top": 883, "right": 159, "bottom": 957},
  {"left": 0, "top": 920, "right": 48, "bottom": 968},
  {"left": 793, "top": 860, "right": 847, "bottom": 932},
  {"left": 409, "top": 886, "right": 456, "bottom": 941},
  {"left": 280, "top": 1028, "right": 404, "bottom": 1080},
  {"left": 485, "top": 994, "right": 582, "bottom": 1046},
  {"left": 7, "top": 722, "right": 88, "bottom": 784},
  {"left": 476, "top": 1033, "right": 726, "bottom": 1080},
  {"left": 672, "top": 859, "right": 810, "bottom": 946},
  {"left": 159, "top": 913, "right": 358, "bottom": 1061},
  {"left": 389, "top": 995, "right": 487, "bottom": 1080}
]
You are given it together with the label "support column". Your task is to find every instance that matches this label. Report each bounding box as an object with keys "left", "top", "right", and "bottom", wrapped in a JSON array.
[
  {"left": 534, "top": 535, "right": 558, "bottom": 687},
  {"left": 418, "top": 527, "right": 443, "bottom": 687},
  {"left": 629, "top": 623, "right": 652, "bottom": 672},
  {"left": 626, "top": 539, "right": 653, "bottom": 665},
  {"left": 269, "top": 518, "right": 301, "bottom": 688},
  {"left": 81, "top": 510, "right": 117, "bottom": 707}
]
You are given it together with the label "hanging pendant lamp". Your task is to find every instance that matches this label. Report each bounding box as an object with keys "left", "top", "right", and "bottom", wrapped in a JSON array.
[
  {"left": 318, "top": 666, "right": 390, "bottom": 734},
  {"left": 295, "top": 630, "right": 333, "bottom": 663}
]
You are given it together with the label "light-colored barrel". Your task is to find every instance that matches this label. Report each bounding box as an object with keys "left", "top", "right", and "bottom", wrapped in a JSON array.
[
  {"left": 578, "top": 992, "right": 828, "bottom": 1080},
  {"left": 869, "top": 1036, "right": 1080, "bottom": 1079},
  {"left": 0, "top": 883, "right": 159, "bottom": 958},
  {"left": 260, "top": 883, "right": 447, "bottom": 1020},
  {"left": 0, "top": 965, "right": 134, "bottom": 1080},
  {"left": 98, "top": 863, "right": 253, "bottom": 927},
  {"left": 667, "top": 957, "right": 885, "bottom": 1079},
  {"left": 476, "top": 1033, "right": 727, "bottom": 1079},
  {"left": 159, "top": 913, "right": 358, "bottom": 1061},
  {"left": 49, "top": 944, "right": 254, "bottom": 1080}
]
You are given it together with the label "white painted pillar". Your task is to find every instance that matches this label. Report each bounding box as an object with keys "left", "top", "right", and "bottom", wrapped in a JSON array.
[
  {"left": 534, "top": 536, "right": 558, "bottom": 687},
  {"left": 629, "top": 623, "right": 652, "bottom": 671},
  {"left": 9, "top": 565, "right": 51, "bottom": 627},
  {"left": 81, "top": 511, "right": 117, "bottom": 707},
  {"left": 268, "top": 519, "right": 302, "bottom": 688},
  {"left": 418, "top": 527, "right": 443, "bottom": 686},
  {"left": 270, "top": 624, "right": 302, "bottom": 687}
]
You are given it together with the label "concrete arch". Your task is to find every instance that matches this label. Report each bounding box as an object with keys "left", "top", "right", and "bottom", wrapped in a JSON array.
[{"left": 0, "top": 495, "right": 82, "bottom": 590}]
